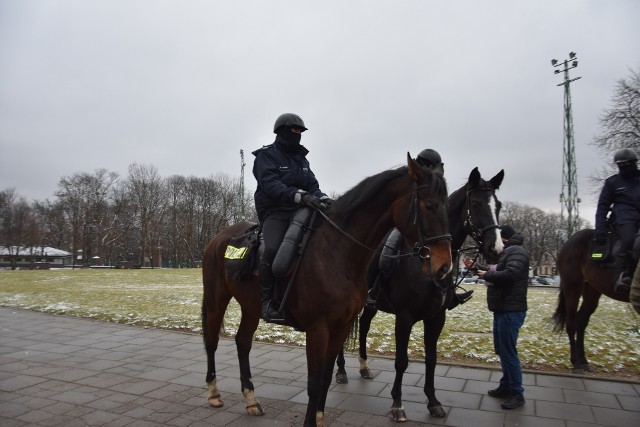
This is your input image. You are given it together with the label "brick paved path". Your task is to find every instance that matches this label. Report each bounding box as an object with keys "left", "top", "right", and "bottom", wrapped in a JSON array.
[{"left": 1, "top": 306, "right": 638, "bottom": 426}]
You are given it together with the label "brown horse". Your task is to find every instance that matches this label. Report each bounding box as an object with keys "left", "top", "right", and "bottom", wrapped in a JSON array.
[
  {"left": 202, "top": 154, "right": 453, "bottom": 426},
  {"left": 553, "top": 228, "right": 630, "bottom": 374}
]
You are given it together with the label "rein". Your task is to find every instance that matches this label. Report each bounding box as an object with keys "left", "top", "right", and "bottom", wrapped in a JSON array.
[{"left": 315, "top": 181, "right": 451, "bottom": 260}]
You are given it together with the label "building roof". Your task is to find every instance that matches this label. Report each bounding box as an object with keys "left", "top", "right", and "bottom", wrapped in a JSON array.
[{"left": 0, "top": 246, "right": 72, "bottom": 257}]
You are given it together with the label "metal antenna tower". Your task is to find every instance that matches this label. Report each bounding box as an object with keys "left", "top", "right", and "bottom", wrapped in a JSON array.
[
  {"left": 238, "top": 149, "right": 246, "bottom": 220},
  {"left": 551, "top": 52, "right": 581, "bottom": 238}
]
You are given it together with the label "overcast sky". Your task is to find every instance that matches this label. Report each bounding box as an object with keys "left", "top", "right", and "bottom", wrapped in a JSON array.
[{"left": 1, "top": 1, "right": 639, "bottom": 226}]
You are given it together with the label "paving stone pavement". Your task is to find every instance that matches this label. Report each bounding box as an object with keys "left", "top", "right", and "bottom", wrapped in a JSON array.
[{"left": 0, "top": 306, "right": 638, "bottom": 426}]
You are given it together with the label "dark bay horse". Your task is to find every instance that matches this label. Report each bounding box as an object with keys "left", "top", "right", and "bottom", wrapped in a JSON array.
[
  {"left": 202, "top": 154, "right": 453, "bottom": 427},
  {"left": 335, "top": 167, "right": 504, "bottom": 421},
  {"left": 553, "top": 228, "right": 631, "bottom": 374}
]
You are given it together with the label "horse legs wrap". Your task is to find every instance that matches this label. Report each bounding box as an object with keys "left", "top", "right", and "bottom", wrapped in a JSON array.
[
  {"left": 242, "top": 388, "right": 264, "bottom": 416},
  {"left": 207, "top": 380, "right": 223, "bottom": 408}
]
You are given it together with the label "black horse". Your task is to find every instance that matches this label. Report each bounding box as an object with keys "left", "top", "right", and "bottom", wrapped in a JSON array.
[{"left": 335, "top": 167, "right": 504, "bottom": 421}]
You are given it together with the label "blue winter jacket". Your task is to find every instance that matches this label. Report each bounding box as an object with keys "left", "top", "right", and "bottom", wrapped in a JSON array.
[
  {"left": 252, "top": 137, "right": 326, "bottom": 222},
  {"left": 595, "top": 173, "right": 640, "bottom": 234}
]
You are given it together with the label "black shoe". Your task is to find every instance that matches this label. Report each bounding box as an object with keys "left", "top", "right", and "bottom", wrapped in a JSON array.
[
  {"left": 365, "top": 293, "right": 376, "bottom": 309},
  {"left": 487, "top": 385, "right": 511, "bottom": 398},
  {"left": 615, "top": 273, "right": 631, "bottom": 294},
  {"left": 261, "top": 301, "right": 284, "bottom": 323},
  {"left": 501, "top": 392, "right": 525, "bottom": 409},
  {"left": 457, "top": 290, "right": 474, "bottom": 304}
]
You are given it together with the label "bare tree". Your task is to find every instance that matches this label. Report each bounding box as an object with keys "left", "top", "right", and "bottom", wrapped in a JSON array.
[
  {"left": 126, "top": 163, "right": 166, "bottom": 267},
  {"left": 0, "top": 188, "right": 33, "bottom": 270},
  {"left": 592, "top": 68, "right": 640, "bottom": 155}
]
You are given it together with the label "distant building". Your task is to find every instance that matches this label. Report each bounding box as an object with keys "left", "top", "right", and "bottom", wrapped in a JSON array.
[{"left": 0, "top": 246, "right": 73, "bottom": 269}]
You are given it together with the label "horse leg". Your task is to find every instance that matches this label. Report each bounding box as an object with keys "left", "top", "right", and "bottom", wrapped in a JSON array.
[
  {"left": 561, "top": 287, "right": 582, "bottom": 372},
  {"left": 389, "top": 317, "right": 412, "bottom": 422},
  {"left": 574, "top": 289, "right": 602, "bottom": 373},
  {"left": 358, "top": 306, "right": 377, "bottom": 379},
  {"left": 236, "top": 307, "right": 263, "bottom": 415},
  {"left": 304, "top": 327, "right": 331, "bottom": 427},
  {"left": 202, "top": 293, "right": 231, "bottom": 408},
  {"left": 335, "top": 349, "right": 348, "bottom": 384},
  {"left": 423, "top": 314, "right": 446, "bottom": 418}
]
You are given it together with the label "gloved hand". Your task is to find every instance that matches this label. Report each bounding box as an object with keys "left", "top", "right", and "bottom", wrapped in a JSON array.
[
  {"left": 320, "top": 196, "right": 334, "bottom": 206},
  {"left": 300, "top": 193, "right": 327, "bottom": 210}
]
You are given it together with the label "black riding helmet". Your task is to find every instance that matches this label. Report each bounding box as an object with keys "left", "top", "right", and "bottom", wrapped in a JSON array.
[
  {"left": 416, "top": 148, "right": 442, "bottom": 167},
  {"left": 614, "top": 148, "right": 638, "bottom": 164},
  {"left": 273, "top": 113, "right": 307, "bottom": 133}
]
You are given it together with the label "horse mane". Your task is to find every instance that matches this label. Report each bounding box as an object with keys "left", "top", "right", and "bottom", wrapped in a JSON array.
[{"left": 330, "top": 166, "right": 447, "bottom": 228}]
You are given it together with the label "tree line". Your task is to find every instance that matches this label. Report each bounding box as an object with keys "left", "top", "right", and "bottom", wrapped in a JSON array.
[
  {"left": 1, "top": 164, "right": 255, "bottom": 269},
  {"left": 1, "top": 160, "right": 584, "bottom": 274}
]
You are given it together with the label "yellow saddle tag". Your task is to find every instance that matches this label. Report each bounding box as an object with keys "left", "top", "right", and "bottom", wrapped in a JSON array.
[{"left": 224, "top": 245, "right": 248, "bottom": 260}]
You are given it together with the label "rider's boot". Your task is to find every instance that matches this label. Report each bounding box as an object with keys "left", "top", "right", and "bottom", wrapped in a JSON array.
[
  {"left": 614, "top": 254, "right": 631, "bottom": 294},
  {"left": 365, "top": 277, "right": 381, "bottom": 308},
  {"left": 259, "top": 261, "right": 284, "bottom": 322},
  {"left": 448, "top": 290, "right": 474, "bottom": 310}
]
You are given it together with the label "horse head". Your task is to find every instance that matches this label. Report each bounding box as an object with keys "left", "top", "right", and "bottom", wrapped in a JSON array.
[
  {"left": 392, "top": 153, "right": 452, "bottom": 280},
  {"left": 464, "top": 167, "right": 504, "bottom": 263}
]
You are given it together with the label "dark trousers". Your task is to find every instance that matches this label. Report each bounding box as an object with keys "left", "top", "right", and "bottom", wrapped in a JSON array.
[
  {"left": 615, "top": 222, "right": 639, "bottom": 276},
  {"left": 493, "top": 311, "right": 526, "bottom": 395},
  {"left": 261, "top": 211, "right": 292, "bottom": 266}
]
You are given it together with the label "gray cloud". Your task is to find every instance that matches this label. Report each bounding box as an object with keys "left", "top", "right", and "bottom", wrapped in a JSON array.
[{"left": 1, "top": 0, "right": 639, "bottom": 226}]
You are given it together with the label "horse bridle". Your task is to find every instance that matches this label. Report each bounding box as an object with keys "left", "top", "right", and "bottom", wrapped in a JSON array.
[
  {"left": 410, "top": 181, "right": 452, "bottom": 259},
  {"left": 463, "top": 187, "right": 500, "bottom": 248}
]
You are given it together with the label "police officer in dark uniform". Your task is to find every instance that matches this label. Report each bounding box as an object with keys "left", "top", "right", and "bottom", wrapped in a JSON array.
[
  {"left": 252, "top": 113, "right": 331, "bottom": 322},
  {"left": 595, "top": 148, "right": 640, "bottom": 294}
]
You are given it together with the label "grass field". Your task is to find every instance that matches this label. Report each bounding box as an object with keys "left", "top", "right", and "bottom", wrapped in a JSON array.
[{"left": 1, "top": 268, "right": 638, "bottom": 380}]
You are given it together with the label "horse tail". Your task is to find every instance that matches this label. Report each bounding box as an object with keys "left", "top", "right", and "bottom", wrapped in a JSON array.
[
  {"left": 345, "top": 315, "right": 359, "bottom": 351},
  {"left": 552, "top": 289, "right": 567, "bottom": 333}
]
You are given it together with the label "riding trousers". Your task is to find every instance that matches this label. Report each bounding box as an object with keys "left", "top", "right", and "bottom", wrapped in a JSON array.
[{"left": 493, "top": 311, "right": 526, "bottom": 395}]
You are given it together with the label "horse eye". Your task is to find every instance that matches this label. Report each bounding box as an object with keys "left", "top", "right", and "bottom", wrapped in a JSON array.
[{"left": 423, "top": 201, "right": 435, "bottom": 211}]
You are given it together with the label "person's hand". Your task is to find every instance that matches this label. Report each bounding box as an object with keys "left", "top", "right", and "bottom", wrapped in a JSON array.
[
  {"left": 320, "top": 196, "right": 334, "bottom": 206},
  {"left": 463, "top": 257, "right": 475, "bottom": 269},
  {"left": 300, "top": 194, "right": 327, "bottom": 210},
  {"left": 477, "top": 269, "right": 486, "bottom": 278}
]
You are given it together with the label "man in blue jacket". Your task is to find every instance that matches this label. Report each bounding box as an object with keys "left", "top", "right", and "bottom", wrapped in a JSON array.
[
  {"left": 595, "top": 148, "right": 640, "bottom": 294},
  {"left": 252, "top": 113, "right": 331, "bottom": 322},
  {"left": 477, "top": 225, "right": 529, "bottom": 410}
]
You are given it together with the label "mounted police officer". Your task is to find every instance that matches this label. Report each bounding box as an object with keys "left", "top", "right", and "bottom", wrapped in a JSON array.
[
  {"left": 595, "top": 148, "right": 640, "bottom": 294},
  {"left": 252, "top": 113, "right": 331, "bottom": 322}
]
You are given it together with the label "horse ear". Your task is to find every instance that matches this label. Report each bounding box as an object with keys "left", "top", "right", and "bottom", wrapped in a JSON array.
[
  {"left": 490, "top": 169, "right": 505, "bottom": 190},
  {"left": 407, "top": 152, "right": 420, "bottom": 181},
  {"left": 469, "top": 167, "right": 480, "bottom": 186}
]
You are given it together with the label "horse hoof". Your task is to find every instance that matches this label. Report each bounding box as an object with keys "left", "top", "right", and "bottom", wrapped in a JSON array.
[
  {"left": 208, "top": 396, "right": 223, "bottom": 408},
  {"left": 246, "top": 402, "right": 264, "bottom": 416},
  {"left": 389, "top": 407, "right": 407, "bottom": 422},
  {"left": 573, "top": 364, "right": 593, "bottom": 374},
  {"left": 428, "top": 405, "right": 446, "bottom": 418},
  {"left": 336, "top": 372, "right": 348, "bottom": 384},
  {"left": 359, "top": 368, "right": 373, "bottom": 379}
]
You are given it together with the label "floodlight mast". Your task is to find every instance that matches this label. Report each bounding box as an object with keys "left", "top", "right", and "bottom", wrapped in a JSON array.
[{"left": 551, "top": 52, "right": 582, "bottom": 239}]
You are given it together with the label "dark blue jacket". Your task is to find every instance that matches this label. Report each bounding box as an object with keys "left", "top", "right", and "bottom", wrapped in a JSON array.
[
  {"left": 252, "top": 137, "right": 326, "bottom": 222},
  {"left": 595, "top": 173, "right": 640, "bottom": 234},
  {"left": 483, "top": 233, "right": 529, "bottom": 313}
]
